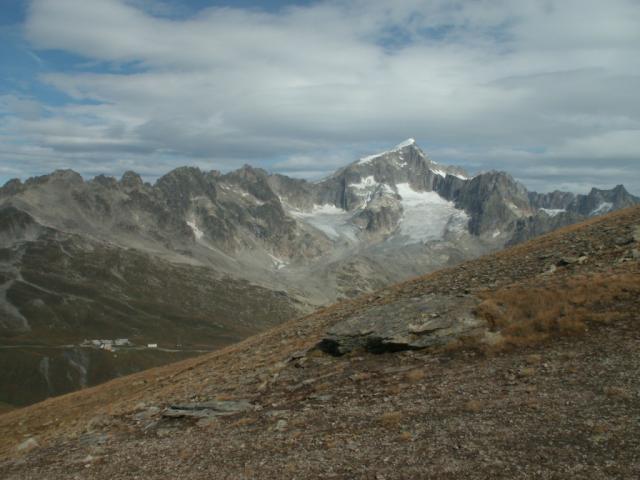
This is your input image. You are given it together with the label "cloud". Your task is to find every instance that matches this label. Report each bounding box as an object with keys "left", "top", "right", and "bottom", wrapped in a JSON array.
[
  {"left": 0, "top": 0, "right": 637, "bottom": 193},
  {"left": 0, "top": 95, "right": 43, "bottom": 120}
]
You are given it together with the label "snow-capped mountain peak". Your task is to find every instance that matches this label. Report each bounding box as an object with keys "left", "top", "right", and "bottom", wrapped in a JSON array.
[
  {"left": 357, "top": 138, "right": 419, "bottom": 165},
  {"left": 394, "top": 138, "right": 416, "bottom": 149}
]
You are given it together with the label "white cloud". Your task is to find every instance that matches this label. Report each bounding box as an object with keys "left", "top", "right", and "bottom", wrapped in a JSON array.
[{"left": 0, "top": 0, "right": 637, "bottom": 193}]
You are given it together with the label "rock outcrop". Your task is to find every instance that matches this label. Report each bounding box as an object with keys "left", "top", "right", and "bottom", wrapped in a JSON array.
[{"left": 319, "top": 294, "right": 483, "bottom": 355}]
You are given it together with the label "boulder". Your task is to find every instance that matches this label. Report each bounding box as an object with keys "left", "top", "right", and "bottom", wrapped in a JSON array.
[{"left": 318, "top": 294, "right": 484, "bottom": 355}]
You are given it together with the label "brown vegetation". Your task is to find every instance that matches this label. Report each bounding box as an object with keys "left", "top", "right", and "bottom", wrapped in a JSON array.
[
  {"left": 475, "top": 271, "right": 639, "bottom": 352},
  {"left": 378, "top": 411, "right": 404, "bottom": 428}
]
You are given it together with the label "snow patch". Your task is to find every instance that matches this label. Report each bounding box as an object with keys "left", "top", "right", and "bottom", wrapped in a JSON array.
[
  {"left": 349, "top": 176, "right": 395, "bottom": 207},
  {"left": 186, "top": 219, "right": 204, "bottom": 240},
  {"left": 431, "top": 167, "right": 447, "bottom": 178},
  {"left": 289, "top": 204, "right": 358, "bottom": 241},
  {"left": 591, "top": 202, "right": 613, "bottom": 216},
  {"left": 428, "top": 165, "right": 468, "bottom": 180},
  {"left": 451, "top": 172, "right": 469, "bottom": 180},
  {"left": 268, "top": 253, "right": 288, "bottom": 270},
  {"left": 540, "top": 208, "right": 566, "bottom": 217},
  {"left": 394, "top": 138, "right": 416, "bottom": 149},
  {"left": 240, "top": 191, "right": 265, "bottom": 205},
  {"left": 350, "top": 176, "right": 378, "bottom": 189},
  {"left": 395, "top": 183, "right": 469, "bottom": 243}
]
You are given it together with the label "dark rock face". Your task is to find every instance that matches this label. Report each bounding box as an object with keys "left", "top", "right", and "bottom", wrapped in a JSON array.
[
  {"left": 570, "top": 185, "right": 639, "bottom": 216},
  {"left": 510, "top": 185, "right": 640, "bottom": 246},
  {"left": 319, "top": 294, "right": 483, "bottom": 355},
  {"left": 267, "top": 174, "right": 316, "bottom": 210},
  {"left": 0, "top": 206, "right": 44, "bottom": 246},
  {"left": 528, "top": 190, "right": 576, "bottom": 210},
  {"left": 449, "top": 171, "right": 532, "bottom": 236},
  {"left": 0, "top": 179, "right": 24, "bottom": 197},
  {"left": 353, "top": 201, "right": 402, "bottom": 234},
  {"left": 507, "top": 211, "right": 583, "bottom": 246},
  {"left": 119, "top": 171, "right": 144, "bottom": 190},
  {"left": 156, "top": 167, "right": 217, "bottom": 213}
]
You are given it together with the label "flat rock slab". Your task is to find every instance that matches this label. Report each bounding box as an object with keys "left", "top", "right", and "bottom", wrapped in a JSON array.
[
  {"left": 163, "top": 400, "right": 253, "bottom": 419},
  {"left": 319, "top": 294, "right": 484, "bottom": 355}
]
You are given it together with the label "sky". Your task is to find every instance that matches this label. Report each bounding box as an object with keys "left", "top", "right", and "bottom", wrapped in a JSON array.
[{"left": 1, "top": 0, "right": 639, "bottom": 194}]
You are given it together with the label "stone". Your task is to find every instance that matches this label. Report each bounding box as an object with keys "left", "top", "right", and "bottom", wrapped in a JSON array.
[
  {"left": 163, "top": 399, "right": 253, "bottom": 419},
  {"left": 16, "top": 437, "right": 38, "bottom": 453},
  {"left": 81, "top": 455, "right": 96, "bottom": 464},
  {"left": 556, "top": 255, "right": 587, "bottom": 266},
  {"left": 275, "top": 419, "right": 288, "bottom": 432},
  {"left": 156, "top": 428, "right": 175, "bottom": 438},
  {"left": 196, "top": 417, "right": 220, "bottom": 428},
  {"left": 77, "top": 432, "right": 110, "bottom": 447},
  {"left": 286, "top": 348, "right": 311, "bottom": 363},
  {"left": 86, "top": 414, "right": 113, "bottom": 431},
  {"left": 614, "top": 236, "right": 634, "bottom": 246},
  {"left": 133, "top": 406, "right": 161, "bottom": 421},
  {"left": 318, "top": 294, "right": 484, "bottom": 355},
  {"left": 308, "top": 394, "right": 333, "bottom": 402}
]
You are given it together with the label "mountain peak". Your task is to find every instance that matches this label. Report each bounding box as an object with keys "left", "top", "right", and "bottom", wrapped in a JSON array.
[
  {"left": 394, "top": 138, "right": 416, "bottom": 149},
  {"left": 357, "top": 138, "right": 420, "bottom": 165},
  {"left": 120, "top": 170, "right": 144, "bottom": 189}
]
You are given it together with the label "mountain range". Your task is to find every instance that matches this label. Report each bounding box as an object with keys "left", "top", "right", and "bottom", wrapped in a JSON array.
[{"left": 1, "top": 138, "right": 638, "bottom": 406}]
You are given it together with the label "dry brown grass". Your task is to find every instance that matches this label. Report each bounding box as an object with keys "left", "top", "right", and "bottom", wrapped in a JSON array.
[
  {"left": 525, "top": 354, "right": 543, "bottom": 365},
  {"left": 603, "top": 386, "right": 633, "bottom": 401},
  {"left": 404, "top": 369, "right": 426, "bottom": 383},
  {"left": 464, "top": 399, "right": 483, "bottom": 413},
  {"left": 231, "top": 416, "right": 257, "bottom": 428},
  {"left": 385, "top": 383, "right": 403, "bottom": 396},
  {"left": 517, "top": 367, "right": 536, "bottom": 378},
  {"left": 378, "top": 411, "right": 404, "bottom": 428},
  {"left": 475, "top": 272, "right": 640, "bottom": 353}
]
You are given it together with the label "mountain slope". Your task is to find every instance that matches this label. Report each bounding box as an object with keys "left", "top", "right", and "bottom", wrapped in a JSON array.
[
  {"left": 1, "top": 206, "right": 638, "bottom": 479},
  {"left": 0, "top": 207, "right": 302, "bottom": 406},
  {"left": 0, "top": 139, "right": 638, "bottom": 408}
]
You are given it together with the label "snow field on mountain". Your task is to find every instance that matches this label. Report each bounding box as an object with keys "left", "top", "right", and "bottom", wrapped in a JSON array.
[
  {"left": 395, "top": 183, "right": 469, "bottom": 243},
  {"left": 289, "top": 204, "right": 358, "bottom": 241}
]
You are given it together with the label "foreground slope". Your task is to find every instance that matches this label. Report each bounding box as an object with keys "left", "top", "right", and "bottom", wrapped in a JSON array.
[{"left": 1, "top": 210, "right": 639, "bottom": 479}]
